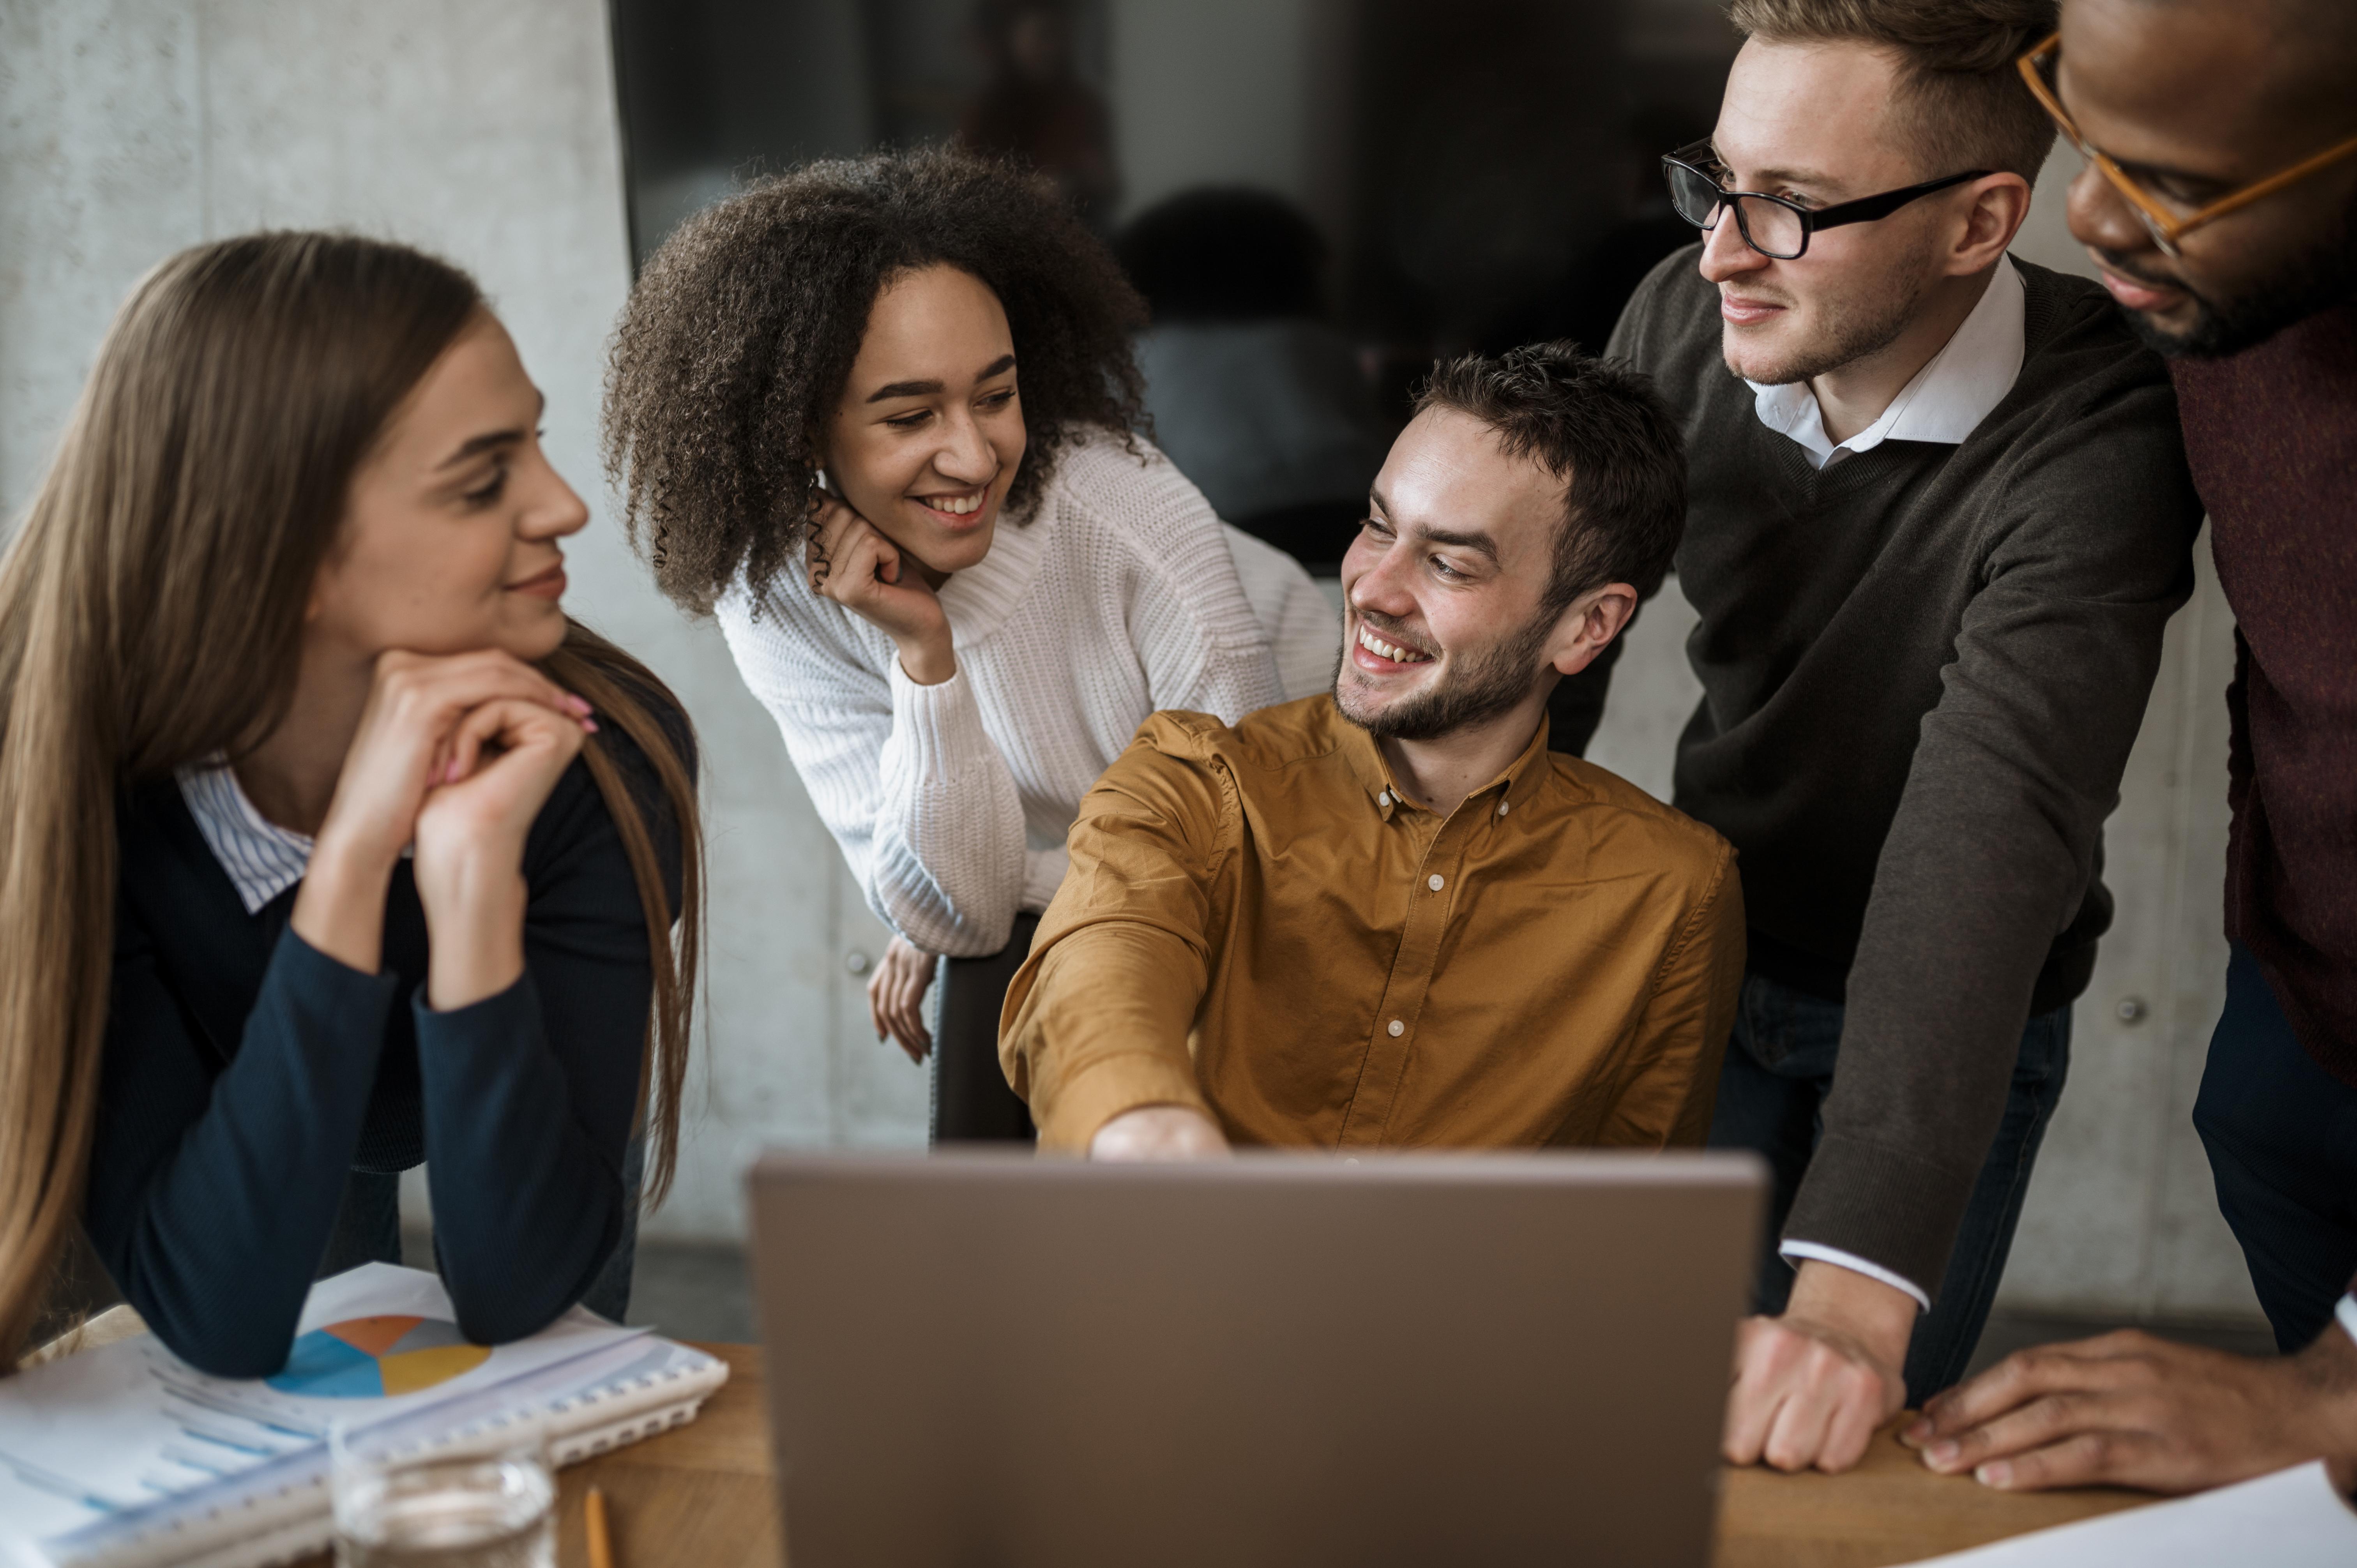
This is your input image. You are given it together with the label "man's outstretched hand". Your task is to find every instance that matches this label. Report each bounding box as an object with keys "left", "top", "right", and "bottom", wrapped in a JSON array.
[
  {"left": 1724, "top": 1261, "right": 1915, "bottom": 1474},
  {"left": 1902, "top": 1322, "right": 2357, "bottom": 1495}
]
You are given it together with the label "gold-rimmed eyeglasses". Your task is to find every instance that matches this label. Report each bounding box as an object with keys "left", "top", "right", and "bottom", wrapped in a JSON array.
[{"left": 2016, "top": 32, "right": 2357, "bottom": 258}]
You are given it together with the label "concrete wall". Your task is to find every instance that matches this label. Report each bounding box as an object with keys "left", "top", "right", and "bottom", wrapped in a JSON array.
[
  {"left": 0, "top": 0, "right": 915, "bottom": 1250},
  {"left": 0, "top": 2, "right": 2265, "bottom": 1319}
]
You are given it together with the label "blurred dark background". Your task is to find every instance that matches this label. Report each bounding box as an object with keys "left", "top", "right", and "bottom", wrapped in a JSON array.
[{"left": 607, "top": 0, "right": 1737, "bottom": 570}]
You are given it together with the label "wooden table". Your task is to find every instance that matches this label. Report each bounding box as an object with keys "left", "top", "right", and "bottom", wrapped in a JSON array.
[{"left": 507, "top": 1344, "right": 2160, "bottom": 1567}]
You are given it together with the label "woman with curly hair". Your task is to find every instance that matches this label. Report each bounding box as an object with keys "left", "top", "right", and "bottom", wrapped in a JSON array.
[{"left": 606, "top": 148, "right": 1332, "bottom": 1140}]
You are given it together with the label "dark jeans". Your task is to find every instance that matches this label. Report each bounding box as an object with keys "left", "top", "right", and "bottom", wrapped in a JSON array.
[
  {"left": 1707, "top": 970, "right": 2073, "bottom": 1406},
  {"left": 931, "top": 912, "right": 1039, "bottom": 1144},
  {"left": 2195, "top": 943, "right": 2357, "bottom": 1353},
  {"left": 319, "top": 1132, "right": 644, "bottom": 1324}
]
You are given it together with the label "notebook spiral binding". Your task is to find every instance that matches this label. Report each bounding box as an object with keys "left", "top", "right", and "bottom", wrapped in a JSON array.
[{"left": 60, "top": 1345, "right": 729, "bottom": 1568}]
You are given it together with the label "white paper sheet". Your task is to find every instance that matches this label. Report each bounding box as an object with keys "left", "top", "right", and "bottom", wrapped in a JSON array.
[
  {"left": 1901, "top": 1461, "right": 2357, "bottom": 1566},
  {"left": 0, "top": 1264, "right": 646, "bottom": 1562}
]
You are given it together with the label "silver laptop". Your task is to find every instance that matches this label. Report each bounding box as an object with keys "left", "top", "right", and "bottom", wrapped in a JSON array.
[{"left": 748, "top": 1151, "right": 1763, "bottom": 1568}]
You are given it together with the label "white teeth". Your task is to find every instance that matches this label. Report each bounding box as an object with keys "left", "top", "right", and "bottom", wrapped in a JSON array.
[
  {"left": 926, "top": 491, "right": 983, "bottom": 515},
  {"left": 1357, "top": 623, "right": 1431, "bottom": 664}
]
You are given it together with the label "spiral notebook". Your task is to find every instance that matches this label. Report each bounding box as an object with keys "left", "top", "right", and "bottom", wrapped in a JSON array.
[{"left": 0, "top": 1263, "right": 730, "bottom": 1568}]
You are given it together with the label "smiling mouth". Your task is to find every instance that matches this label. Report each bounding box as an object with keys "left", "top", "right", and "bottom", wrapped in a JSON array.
[
  {"left": 914, "top": 486, "right": 990, "bottom": 519},
  {"left": 1356, "top": 621, "right": 1434, "bottom": 665},
  {"left": 1720, "top": 291, "right": 1786, "bottom": 323},
  {"left": 505, "top": 560, "right": 566, "bottom": 599}
]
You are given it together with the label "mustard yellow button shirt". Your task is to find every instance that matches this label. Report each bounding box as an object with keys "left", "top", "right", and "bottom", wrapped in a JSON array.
[{"left": 1000, "top": 694, "right": 1745, "bottom": 1152}]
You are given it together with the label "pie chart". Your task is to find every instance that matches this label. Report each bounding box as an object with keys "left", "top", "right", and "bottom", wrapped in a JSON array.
[{"left": 266, "top": 1315, "right": 490, "bottom": 1398}]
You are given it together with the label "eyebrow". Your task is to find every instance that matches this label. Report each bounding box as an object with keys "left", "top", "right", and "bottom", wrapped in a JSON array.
[
  {"left": 865, "top": 352, "right": 1019, "bottom": 404},
  {"left": 436, "top": 391, "right": 545, "bottom": 471},
  {"left": 1419, "top": 527, "right": 1502, "bottom": 565},
  {"left": 1365, "top": 491, "right": 1502, "bottom": 565},
  {"left": 1741, "top": 162, "right": 1841, "bottom": 191}
]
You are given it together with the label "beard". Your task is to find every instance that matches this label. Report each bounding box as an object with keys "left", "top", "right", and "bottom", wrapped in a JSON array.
[
  {"left": 1721, "top": 263, "right": 1932, "bottom": 386},
  {"left": 1334, "top": 606, "right": 1554, "bottom": 743},
  {"left": 2111, "top": 202, "right": 2357, "bottom": 359}
]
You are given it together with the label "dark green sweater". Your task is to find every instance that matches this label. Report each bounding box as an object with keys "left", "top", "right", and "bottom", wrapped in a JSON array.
[{"left": 1564, "top": 250, "right": 2203, "bottom": 1295}]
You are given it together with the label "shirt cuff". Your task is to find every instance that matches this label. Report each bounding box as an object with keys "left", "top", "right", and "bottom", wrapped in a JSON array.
[
  {"left": 1779, "top": 1240, "right": 1932, "bottom": 1314},
  {"left": 1035, "top": 1050, "right": 1211, "bottom": 1154},
  {"left": 2336, "top": 1293, "right": 2357, "bottom": 1352}
]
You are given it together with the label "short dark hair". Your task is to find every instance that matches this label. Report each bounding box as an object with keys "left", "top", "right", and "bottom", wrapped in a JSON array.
[
  {"left": 1412, "top": 343, "right": 1687, "bottom": 611},
  {"left": 1726, "top": 0, "right": 2060, "bottom": 182},
  {"left": 603, "top": 147, "right": 1147, "bottom": 614}
]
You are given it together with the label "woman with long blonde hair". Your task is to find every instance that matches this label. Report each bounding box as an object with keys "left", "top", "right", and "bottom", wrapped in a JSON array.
[{"left": 0, "top": 232, "right": 701, "bottom": 1376}]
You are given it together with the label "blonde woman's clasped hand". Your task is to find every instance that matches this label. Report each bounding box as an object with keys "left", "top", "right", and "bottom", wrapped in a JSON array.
[{"left": 295, "top": 648, "right": 594, "bottom": 1008}]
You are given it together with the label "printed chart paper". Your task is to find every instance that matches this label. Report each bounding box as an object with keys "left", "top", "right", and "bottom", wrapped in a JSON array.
[{"left": 0, "top": 1264, "right": 645, "bottom": 1565}]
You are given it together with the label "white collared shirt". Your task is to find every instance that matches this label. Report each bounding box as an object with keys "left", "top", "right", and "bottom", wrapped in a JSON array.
[
  {"left": 177, "top": 759, "right": 315, "bottom": 915},
  {"left": 1747, "top": 257, "right": 2027, "bottom": 471}
]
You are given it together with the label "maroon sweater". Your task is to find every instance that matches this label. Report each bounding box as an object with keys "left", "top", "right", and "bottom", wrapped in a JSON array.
[{"left": 2172, "top": 302, "right": 2357, "bottom": 1090}]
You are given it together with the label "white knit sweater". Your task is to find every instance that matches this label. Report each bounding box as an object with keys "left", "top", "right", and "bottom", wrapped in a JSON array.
[{"left": 718, "top": 428, "right": 1337, "bottom": 958}]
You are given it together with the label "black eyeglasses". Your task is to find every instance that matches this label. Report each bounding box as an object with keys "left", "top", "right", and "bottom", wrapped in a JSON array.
[{"left": 1661, "top": 140, "right": 1992, "bottom": 260}]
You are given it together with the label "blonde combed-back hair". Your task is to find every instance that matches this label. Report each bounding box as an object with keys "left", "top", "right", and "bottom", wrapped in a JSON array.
[
  {"left": 0, "top": 232, "right": 701, "bottom": 1370},
  {"left": 1726, "top": 0, "right": 2060, "bottom": 181}
]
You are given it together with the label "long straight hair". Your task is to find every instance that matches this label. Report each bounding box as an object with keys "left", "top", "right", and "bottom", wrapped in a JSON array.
[{"left": 0, "top": 232, "right": 702, "bottom": 1370}]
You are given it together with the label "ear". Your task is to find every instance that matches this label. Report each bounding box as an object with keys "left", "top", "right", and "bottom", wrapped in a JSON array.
[
  {"left": 1545, "top": 582, "right": 1640, "bottom": 677},
  {"left": 1949, "top": 172, "right": 2033, "bottom": 276}
]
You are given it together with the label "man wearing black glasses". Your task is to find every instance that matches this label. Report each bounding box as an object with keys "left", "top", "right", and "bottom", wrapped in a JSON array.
[
  {"left": 1906, "top": 0, "right": 2357, "bottom": 1501},
  {"left": 1558, "top": 0, "right": 2205, "bottom": 1474}
]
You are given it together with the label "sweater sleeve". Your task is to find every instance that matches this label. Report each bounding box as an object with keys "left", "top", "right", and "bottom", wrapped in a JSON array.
[
  {"left": 717, "top": 587, "right": 1027, "bottom": 957},
  {"left": 415, "top": 744, "right": 682, "bottom": 1345},
  {"left": 1783, "top": 376, "right": 2203, "bottom": 1297},
  {"left": 84, "top": 742, "right": 679, "bottom": 1376},
  {"left": 86, "top": 923, "right": 401, "bottom": 1377}
]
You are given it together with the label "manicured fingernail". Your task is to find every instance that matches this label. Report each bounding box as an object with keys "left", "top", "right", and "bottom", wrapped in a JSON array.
[
  {"left": 581, "top": 717, "right": 599, "bottom": 733},
  {"left": 1975, "top": 1462, "right": 2010, "bottom": 1488},
  {"left": 1901, "top": 1419, "right": 1931, "bottom": 1446},
  {"left": 1928, "top": 1441, "right": 1959, "bottom": 1466},
  {"left": 565, "top": 694, "right": 593, "bottom": 715}
]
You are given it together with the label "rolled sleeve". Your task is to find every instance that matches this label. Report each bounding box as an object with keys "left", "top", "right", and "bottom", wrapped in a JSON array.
[{"left": 999, "top": 719, "right": 1233, "bottom": 1150}]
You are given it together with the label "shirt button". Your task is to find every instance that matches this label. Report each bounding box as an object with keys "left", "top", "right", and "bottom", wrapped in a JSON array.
[
  {"left": 1376, "top": 791, "right": 1391, "bottom": 808},
  {"left": 1497, "top": 799, "right": 1511, "bottom": 817},
  {"left": 1427, "top": 873, "right": 1445, "bottom": 891},
  {"left": 1387, "top": 1019, "right": 1405, "bottom": 1037}
]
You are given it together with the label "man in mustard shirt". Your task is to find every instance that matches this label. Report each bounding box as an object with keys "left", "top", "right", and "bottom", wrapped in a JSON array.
[{"left": 1000, "top": 343, "right": 1745, "bottom": 1158}]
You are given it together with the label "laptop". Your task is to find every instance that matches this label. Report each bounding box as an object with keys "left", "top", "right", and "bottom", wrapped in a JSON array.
[{"left": 747, "top": 1150, "right": 1763, "bottom": 1568}]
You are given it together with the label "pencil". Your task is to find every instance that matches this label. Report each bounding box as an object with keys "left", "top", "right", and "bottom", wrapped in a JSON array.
[{"left": 586, "top": 1484, "right": 615, "bottom": 1568}]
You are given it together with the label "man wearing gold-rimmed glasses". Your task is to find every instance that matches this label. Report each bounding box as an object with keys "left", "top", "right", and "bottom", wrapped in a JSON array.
[{"left": 1905, "top": 0, "right": 2357, "bottom": 1502}]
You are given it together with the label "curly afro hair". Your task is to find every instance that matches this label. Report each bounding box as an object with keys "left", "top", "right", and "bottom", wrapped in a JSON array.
[{"left": 603, "top": 147, "right": 1150, "bottom": 614}]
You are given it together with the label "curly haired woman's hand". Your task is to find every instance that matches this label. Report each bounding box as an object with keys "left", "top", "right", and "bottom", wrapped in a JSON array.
[
  {"left": 868, "top": 934, "right": 938, "bottom": 1062},
  {"left": 805, "top": 495, "right": 956, "bottom": 685}
]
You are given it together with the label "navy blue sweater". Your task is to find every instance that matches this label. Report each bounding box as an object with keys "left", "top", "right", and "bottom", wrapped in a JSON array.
[{"left": 86, "top": 717, "right": 687, "bottom": 1377}]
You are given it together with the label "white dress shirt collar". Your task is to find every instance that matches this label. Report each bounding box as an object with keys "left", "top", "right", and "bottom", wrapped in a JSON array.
[
  {"left": 177, "top": 759, "right": 314, "bottom": 915},
  {"left": 1747, "top": 256, "right": 2027, "bottom": 471}
]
